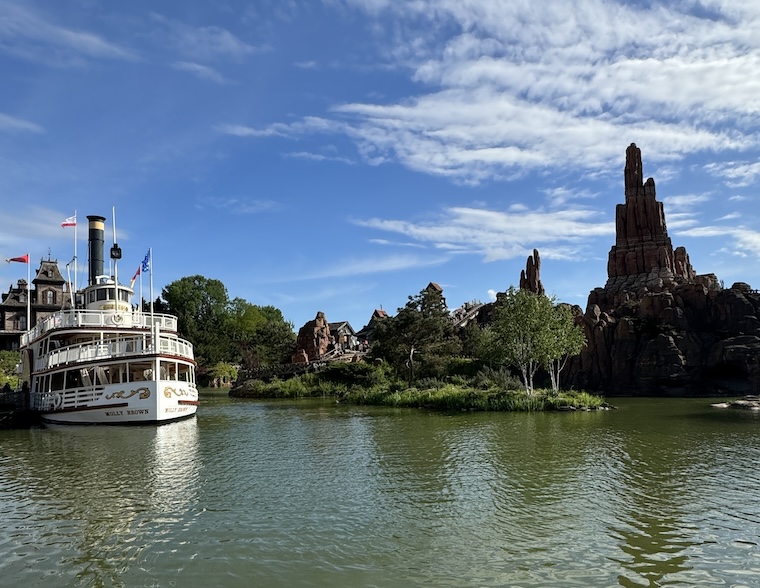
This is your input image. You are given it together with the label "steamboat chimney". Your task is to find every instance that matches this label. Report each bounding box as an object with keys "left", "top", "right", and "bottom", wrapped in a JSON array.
[{"left": 87, "top": 215, "right": 106, "bottom": 285}]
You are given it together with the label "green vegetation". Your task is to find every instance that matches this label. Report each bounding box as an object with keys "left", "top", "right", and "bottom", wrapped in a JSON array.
[
  {"left": 370, "top": 285, "right": 461, "bottom": 384},
  {"left": 161, "top": 275, "right": 296, "bottom": 385},
  {"left": 232, "top": 361, "right": 605, "bottom": 412},
  {"left": 0, "top": 350, "right": 20, "bottom": 388},
  {"left": 162, "top": 274, "right": 596, "bottom": 409},
  {"left": 484, "top": 287, "right": 586, "bottom": 394}
]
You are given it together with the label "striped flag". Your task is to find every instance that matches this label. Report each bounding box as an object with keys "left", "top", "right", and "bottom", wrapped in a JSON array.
[{"left": 61, "top": 215, "right": 76, "bottom": 227}]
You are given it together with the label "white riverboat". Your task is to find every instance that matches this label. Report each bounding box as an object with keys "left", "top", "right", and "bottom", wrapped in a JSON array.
[{"left": 20, "top": 215, "right": 198, "bottom": 424}]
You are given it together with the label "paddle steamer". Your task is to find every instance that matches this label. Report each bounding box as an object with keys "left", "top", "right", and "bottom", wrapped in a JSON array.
[{"left": 20, "top": 215, "right": 198, "bottom": 424}]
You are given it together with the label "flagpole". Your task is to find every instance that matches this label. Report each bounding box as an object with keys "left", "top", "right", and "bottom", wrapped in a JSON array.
[
  {"left": 73, "top": 210, "right": 77, "bottom": 294},
  {"left": 149, "top": 248, "right": 154, "bottom": 318},
  {"left": 26, "top": 253, "right": 30, "bottom": 331}
]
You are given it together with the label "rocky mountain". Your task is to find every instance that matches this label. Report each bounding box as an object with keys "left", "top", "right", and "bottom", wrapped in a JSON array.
[{"left": 565, "top": 144, "right": 760, "bottom": 396}]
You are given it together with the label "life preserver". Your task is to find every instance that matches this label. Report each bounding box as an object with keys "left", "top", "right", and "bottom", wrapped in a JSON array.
[
  {"left": 111, "top": 314, "right": 124, "bottom": 325},
  {"left": 53, "top": 393, "right": 63, "bottom": 410}
]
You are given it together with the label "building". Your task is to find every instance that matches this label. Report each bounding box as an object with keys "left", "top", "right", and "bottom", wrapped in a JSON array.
[
  {"left": 328, "top": 321, "right": 357, "bottom": 351},
  {"left": 0, "top": 258, "right": 68, "bottom": 351}
]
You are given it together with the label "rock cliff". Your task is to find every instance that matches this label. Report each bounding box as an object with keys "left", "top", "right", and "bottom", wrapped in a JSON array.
[
  {"left": 566, "top": 144, "right": 760, "bottom": 395},
  {"left": 293, "top": 311, "right": 332, "bottom": 362}
]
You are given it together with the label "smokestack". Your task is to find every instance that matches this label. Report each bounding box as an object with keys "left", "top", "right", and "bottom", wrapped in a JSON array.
[{"left": 87, "top": 215, "right": 106, "bottom": 285}]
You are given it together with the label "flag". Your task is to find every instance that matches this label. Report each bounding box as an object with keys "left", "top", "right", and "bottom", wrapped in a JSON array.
[
  {"left": 61, "top": 215, "right": 76, "bottom": 228},
  {"left": 141, "top": 250, "right": 150, "bottom": 273},
  {"left": 6, "top": 254, "right": 29, "bottom": 264},
  {"left": 130, "top": 265, "right": 141, "bottom": 288}
]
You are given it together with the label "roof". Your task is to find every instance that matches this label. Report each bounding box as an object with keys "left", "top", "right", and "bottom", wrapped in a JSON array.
[
  {"left": 33, "top": 259, "right": 66, "bottom": 285},
  {"left": 328, "top": 321, "right": 356, "bottom": 335}
]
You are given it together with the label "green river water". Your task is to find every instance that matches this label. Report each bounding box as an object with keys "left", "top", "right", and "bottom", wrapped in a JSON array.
[{"left": 1, "top": 391, "right": 759, "bottom": 587}]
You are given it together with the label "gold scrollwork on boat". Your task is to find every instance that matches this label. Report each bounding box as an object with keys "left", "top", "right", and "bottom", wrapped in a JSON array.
[
  {"left": 105, "top": 387, "right": 151, "bottom": 400},
  {"left": 163, "top": 386, "right": 190, "bottom": 398}
]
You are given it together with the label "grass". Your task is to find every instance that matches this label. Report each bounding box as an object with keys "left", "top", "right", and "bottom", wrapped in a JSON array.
[{"left": 230, "top": 364, "right": 607, "bottom": 412}]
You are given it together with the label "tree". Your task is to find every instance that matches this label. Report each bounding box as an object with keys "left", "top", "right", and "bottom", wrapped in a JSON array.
[
  {"left": 487, "top": 288, "right": 586, "bottom": 394},
  {"left": 371, "top": 286, "right": 461, "bottom": 384},
  {"left": 488, "top": 287, "right": 554, "bottom": 395},
  {"left": 162, "top": 275, "right": 233, "bottom": 366},
  {"left": 227, "top": 299, "right": 295, "bottom": 366},
  {"left": 543, "top": 303, "right": 586, "bottom": 392}
]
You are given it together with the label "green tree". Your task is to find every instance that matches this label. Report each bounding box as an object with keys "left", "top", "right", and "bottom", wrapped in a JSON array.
[
  {"left": 487, "top": 288, "right": 585, "bottom": 394},
  {"left": 371, "top": 286, "right": 461, "bottom": 384},
  {"left": 543, "top": 303, "right": 586, "bottom": 392},
  {"left": 228, "top": 299, "right": 295, "bottom": 366},
  {"left": 488, "top": 287, "right": 554, "bottom": 395},
  {"left": 0, "top": 350, "right": 20, "bottom": 388},
  {"left": 162, "top": 275, "right": 233, "bottom": 366}
]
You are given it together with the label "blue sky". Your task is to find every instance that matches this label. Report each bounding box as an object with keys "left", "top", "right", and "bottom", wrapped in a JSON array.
[{"left": 1, "top": 0, "right": 759, "bottom": 332}]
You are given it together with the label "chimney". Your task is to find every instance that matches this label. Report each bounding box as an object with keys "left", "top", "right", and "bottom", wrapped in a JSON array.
[{"left": 87, "top": 215, "right": 106, "bottom": 285}]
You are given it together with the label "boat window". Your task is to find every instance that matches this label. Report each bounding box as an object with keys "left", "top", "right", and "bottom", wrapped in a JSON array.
[
  {"left": 178, "top": 363, "right": 192, "bottom": 382},
  {"left": 97, "top": 289, "right": 107, "bottom": 301},
  {"left": 119, "top": 289, "right": 130, "bottom": 302},
  {"left": 160, "top": 361, "right": 177, "bottom": 380},
  {"left": 88, "top": 291, "right": 95, "bottom": 303},
  {"left": 66, "top": 369, "right": 82, "bottom": 389},
  {"left": 128, "top": 361, "right": 153, "bottom": 382},
  {"left": 50, "top": 371, "right": 64, "bottom": 391}
]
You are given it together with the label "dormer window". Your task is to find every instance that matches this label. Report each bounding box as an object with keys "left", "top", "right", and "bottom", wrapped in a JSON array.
[{"left": 45, "top": 290, "right": 56, "bottom": 305}]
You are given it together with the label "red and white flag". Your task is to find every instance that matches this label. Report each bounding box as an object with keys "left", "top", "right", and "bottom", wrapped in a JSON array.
[{"left": 61, "top": 215, "right": 76, "bottom": 227}]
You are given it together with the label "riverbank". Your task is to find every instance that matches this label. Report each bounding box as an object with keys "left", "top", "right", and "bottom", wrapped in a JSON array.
[{"left": 230, "top": 363, "right": 608, "bottom": 411}]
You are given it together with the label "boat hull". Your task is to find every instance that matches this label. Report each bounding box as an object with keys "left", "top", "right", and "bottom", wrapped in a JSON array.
[{"left": 37, "top": 381, "right": 198, "bottom": 425}]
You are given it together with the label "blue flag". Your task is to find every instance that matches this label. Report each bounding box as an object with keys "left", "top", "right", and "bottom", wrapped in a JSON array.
[{"left": 141, "top": 250, "right": 150, "bottom": 272}]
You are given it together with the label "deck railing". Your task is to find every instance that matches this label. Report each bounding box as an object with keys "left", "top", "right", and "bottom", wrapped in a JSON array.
[
  {"left": 21, "top": 311, "right": 178, "bottom": 346},
  {"left": 36, "top": 334, "right": 194, "bottom": 371}
]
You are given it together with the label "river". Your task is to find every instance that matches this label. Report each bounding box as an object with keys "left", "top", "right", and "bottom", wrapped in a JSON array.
[{"left": 1, "top": 391, "right": 759, "bottom": 587}]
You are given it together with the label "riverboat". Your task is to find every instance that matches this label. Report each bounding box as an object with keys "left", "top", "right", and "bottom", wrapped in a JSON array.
[{"left": 19, "top": 215, "right": 198, "bottom": 424}]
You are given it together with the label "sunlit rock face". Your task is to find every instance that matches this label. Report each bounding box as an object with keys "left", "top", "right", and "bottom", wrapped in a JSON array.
[{"left": 565, "top": 144, "right": 760, "bottom": 396}]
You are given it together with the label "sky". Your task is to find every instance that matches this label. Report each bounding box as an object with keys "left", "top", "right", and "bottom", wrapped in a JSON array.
[{"left": 1, "top": 0, "right": 759, "bottom": 333}]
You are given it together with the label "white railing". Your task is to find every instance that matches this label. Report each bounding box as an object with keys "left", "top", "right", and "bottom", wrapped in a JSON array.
[
  {"left": 33, "top": 387, "right": 104, "bottom": 411},
  {"left": 22, "top": 310, "right": 178, "bottom": 346},
  {"left": 36, "top": 334, "right": 195, "bottom": 371}
]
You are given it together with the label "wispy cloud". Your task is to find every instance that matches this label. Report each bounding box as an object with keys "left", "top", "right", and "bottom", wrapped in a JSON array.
[
  {"left": 0, "top": 113, "right": 44, "bottom": 133},
  {"left": 664, "top": 194, "right": 710, "bottom": 212},
  {"left": 150, "top": 13, "right": 259, "bottom": 61},
  {"left": 0, "top": 0, "right": 136, "bottom": 65},
  {"left": 356, "top": 206, "right": 615, "bottom": 262},
  {"left": 705, "top": 160, "right": 760, "bottom": 188},
  {"left": 171, "top": 61, "right": 228, "bottom": 84},
  {"left": 230, "top": 0, "right": 760, "bottom": 184},
  {"left": 283, "top": 151, "right": 354, "bottom": 165},
  {"left": 678, "top": 225, "right": 760, "bottom": 257},
  {"left": 195, "top": 196, "right": 281, "bottom": 214}
]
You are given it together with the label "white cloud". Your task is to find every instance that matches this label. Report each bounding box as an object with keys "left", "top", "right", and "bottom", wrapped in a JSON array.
[
  {"left": 0, "top": 113, "right": 44, "bottom": 133},
  {"left": 678, "top": 225, "right": 760, "bottom": 257},
  {"left": 171, "top": 61, "right": 228, "bottom": 84},
  {"left": 705, "top": 160, "right": 760, "bottom": 187},
  {"left": 150, "top": 13, "right": 258, "bottom": 61},
  {"left": 356, "top": 206, "right": 614, "bottom": 262},
  {"left": 0, "top": 0, "right": 136, "bottom": 65},
  {"left": 238, "top": 0, "right": 760, "bottom": 184}
]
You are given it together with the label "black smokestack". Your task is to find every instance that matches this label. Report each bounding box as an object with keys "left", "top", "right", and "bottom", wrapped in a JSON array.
[{"left": 87, "top": 215, "right": 106, "bottom": 286}]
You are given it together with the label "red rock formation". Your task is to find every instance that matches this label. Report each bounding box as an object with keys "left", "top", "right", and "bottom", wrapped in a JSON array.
[
  {"left": 519, "top": 249, "right": 545, "bottom": 295},
  {"left": 293, "top": 311, "right": 332, "bottom": 362},
  {"left": 605, "top": 143, "right": 695, "bottom": 298},
  {"left": 564, "top": 145, "right": 760, "bottom": 396}
]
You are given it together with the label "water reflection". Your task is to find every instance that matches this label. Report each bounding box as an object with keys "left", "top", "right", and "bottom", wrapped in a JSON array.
[
  {"left": 1, "top": 418, "right": 200, "bottom": 586},
  {"left": 2, "top": 398, "right": 760, "bottom": 587}
]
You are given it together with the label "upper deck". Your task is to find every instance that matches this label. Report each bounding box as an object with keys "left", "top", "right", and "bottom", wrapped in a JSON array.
[{"left": 21, "top": 310, "right": 179, "bottom": 347}]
